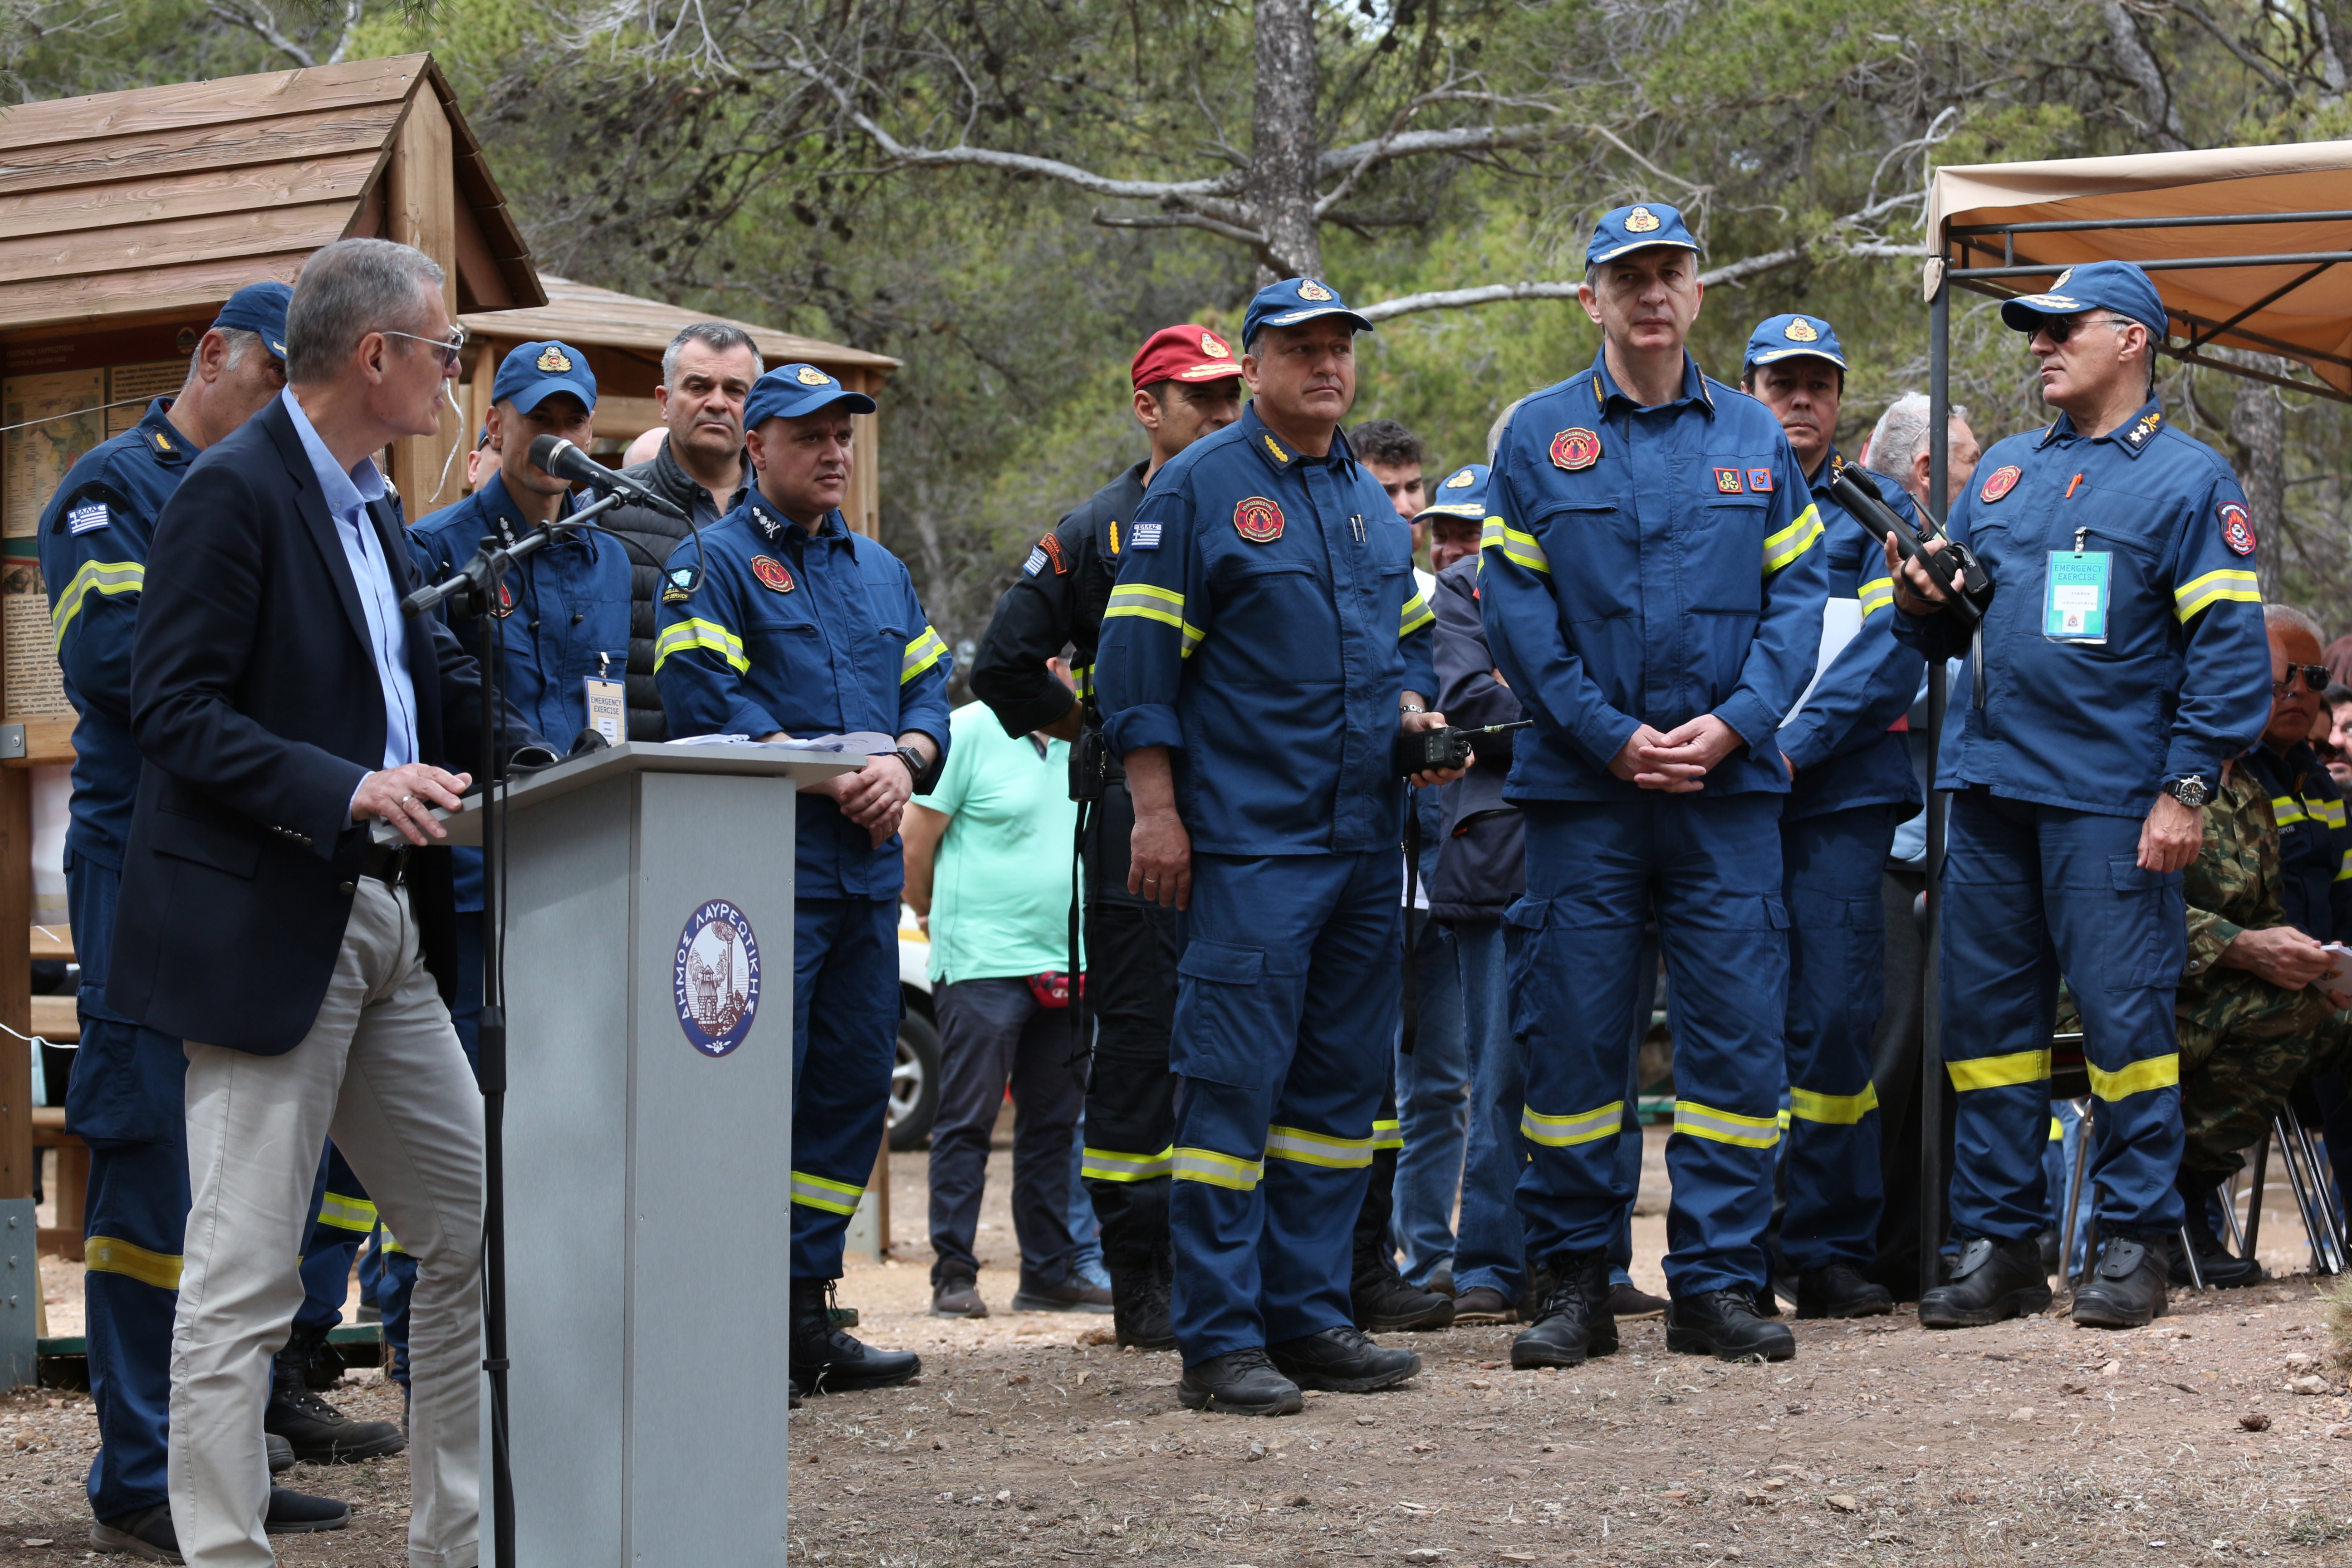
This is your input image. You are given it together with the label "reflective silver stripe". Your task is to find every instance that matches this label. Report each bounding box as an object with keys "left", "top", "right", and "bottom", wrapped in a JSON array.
[
  {"left": 1520, "top": 1100, "right": 1622, "bottom": 1148},
  {"left": 1265, "top": 1124, "right": 1374, "bottom": 1169}
]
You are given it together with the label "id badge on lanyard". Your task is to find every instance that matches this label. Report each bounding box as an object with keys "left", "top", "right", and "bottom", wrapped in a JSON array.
[
  {"left": 2043, "top": 534, "right": 2112, "bottom": 645},
  {"left": 584, "top": 652, "right": 626, "bottom": 745}
]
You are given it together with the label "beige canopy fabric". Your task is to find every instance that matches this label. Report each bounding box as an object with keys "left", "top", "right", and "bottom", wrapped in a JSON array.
[{"left": 1929, "top": 142, "right": 2352, "bottom": 394}]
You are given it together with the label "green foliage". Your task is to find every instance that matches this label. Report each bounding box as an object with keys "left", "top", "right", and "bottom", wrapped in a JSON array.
[{"left": 18, "top": 0, "right": 2352, "bottom": 635}]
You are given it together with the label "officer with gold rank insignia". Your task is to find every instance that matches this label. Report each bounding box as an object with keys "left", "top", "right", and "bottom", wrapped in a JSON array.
[
  {"left": 968, "top": 323, "right": 1242, "bottom": 1350},
  {"left": 1094, "top": 277, "right": 1463, "bottom": 1416},
  {"left": 1891, "top": 259, "right": 2272, "bottom": 1331},
  {"left": 1480, "top": 204, "right": 1828, "bottom": 1370},
  {"left": 654, "top": 362, "right": 953, "bottom": 1393},
  {"left": 1739, "top": 312, "right": 1922, "bottom": 1319}
]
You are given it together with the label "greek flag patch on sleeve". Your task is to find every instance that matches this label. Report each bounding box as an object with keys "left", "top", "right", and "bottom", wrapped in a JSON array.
[
  {"left": 1130, "top": 521, "right": 1163, "bottom": 551},
  {"left": 1022, "top": 546, "right": 1049, "bottom": 576},
  {"left": 67, "top": 502, "right": 108, "bottom": 535}
]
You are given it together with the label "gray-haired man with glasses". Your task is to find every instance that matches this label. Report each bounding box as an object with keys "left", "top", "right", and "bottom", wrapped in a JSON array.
[{"left": 112, "top": 237, "right": 546, "bottom": 1568}]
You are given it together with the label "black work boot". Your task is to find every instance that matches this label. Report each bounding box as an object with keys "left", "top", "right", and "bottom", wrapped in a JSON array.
[
  {"left": 1178, "top": 1348, "right": 1304, "bottom": 1416},
  {"left": 1796, "top": 1261, "right": 1895, "bottom": 1319},
  {"left": 1269, "top": 1325, "right": 1421, "bottom": 1392},
  {"left": 264, "top": 1486, "right": 353, "bottom": 1535},
  {"left": 297, "top": 1328, "right": 347, "bottom": 1391},
  {"left": 789, "top": 1278, "right": 921, "bottom": 1393},
  {"left": 1666, "top": 1288, "right": 1796, "bottom": 1361},
  {"left": 265, "top": 1433, "right": 295, "bottom": 1475},
  {"left": 1110, "top": 1254, "right": 1177, "bottom": 1350},
  {"left": 930, "top": 1269, "right": 989, "bottom": 1318},
  {"left": 1351, "top": 1149, "right": 1454, "bottom": 1331},
  {"left": 91, "top": 1503, "right": 178, "bottom": 1562},
  {"left": 1917, "top": 1236, "right": 2051, "bottom": 1329},
  {"left": 2072, "top": 1235, "right": 2171, "bottom": 1328},
  {"left": 265, "top": 1326, "right": 406, "bottom": 1464},
  {"left": 1510, "top": 1249, "right": 1617, "bottom": 1369},
  {"left": 1012, "top": 1274, "right": 1114, "bottom": 1313}
]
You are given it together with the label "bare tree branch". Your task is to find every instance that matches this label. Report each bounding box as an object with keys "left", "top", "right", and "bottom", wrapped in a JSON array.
[
  {"left": 207, "top": 0, "right": 314, "bottom": 68},
  {"left": 1357, "top": 280, "right": 1582, "bottom": 321},
  {"left": 2100, "top": 0, "right": 2190, "bottom": 150}
]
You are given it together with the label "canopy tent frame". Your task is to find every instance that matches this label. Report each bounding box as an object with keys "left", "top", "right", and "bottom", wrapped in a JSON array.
[{"left": 1918, "top": 154, "right": 2352, "bottom": 1297}]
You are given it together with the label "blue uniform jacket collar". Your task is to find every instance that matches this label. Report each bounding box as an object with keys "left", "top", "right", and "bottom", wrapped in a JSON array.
[
  {"left": 745, "top": 500, "right": 850, "bottom": 546},
  {"left": 2250, "top": 737, "right": 2329, "bottom": 789},
  {"left": 1587, "top": 348, "right": 1716, "bottom": 417},
  {"left": 2035, "top": 397, "right": 2164, "bottom": 459},
  {"left": 467, "top": 470, "right": 582, "bottom": 548},
  {"left": 136, "top": 399, "right": 192, "bottom": 466},
  {"left": 1239, "top": 402, "right": 1356, "bottom": 478}
]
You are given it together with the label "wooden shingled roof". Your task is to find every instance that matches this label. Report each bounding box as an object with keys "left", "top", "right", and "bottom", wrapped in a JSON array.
[
  {"left": 0, "top": 53, "right": 541, "bottom": 331},
  {"left": 463, "top": 274, "right": 901, "bottom": 375}
]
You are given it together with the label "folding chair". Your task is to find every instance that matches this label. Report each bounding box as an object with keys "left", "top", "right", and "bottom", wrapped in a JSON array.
[{"left": 2051, "top": 1031, "right": 2212, "bottom": 1290}]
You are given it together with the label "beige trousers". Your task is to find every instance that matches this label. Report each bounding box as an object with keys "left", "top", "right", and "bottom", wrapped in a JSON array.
[{"left": 169, "top": 877, "right": 484, "bottom": 1568}]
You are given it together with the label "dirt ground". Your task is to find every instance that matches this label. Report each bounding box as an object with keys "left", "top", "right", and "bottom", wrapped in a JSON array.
[{"left": 0, "top": 1133, "right": 2347, "bottom": 1565}]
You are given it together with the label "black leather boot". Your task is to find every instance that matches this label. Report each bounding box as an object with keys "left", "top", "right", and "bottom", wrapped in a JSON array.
[
  {"left": 1177, "top": 1348, "right": 1303, "bottom": 1416},
  {"left": 1666, "top": 1287, "right": 1796, "bottom": 1361},
  {"left": 2166, "top": 1179, "right": 2263, "bottom": 1290},
  {"left": 2072, "top": 1235, "right": 2171, "bottom": 1328},
  {"left": 264, "top": 1486, "right": 353, "bottom": 1535},
  {"left": 1796, "top": 1261, "right": 1895, "bottom": 1319},
  {"left": 1917, "top": 1236, "right": 2051, "bottom": 1329},
  {"left": 1268, "top": 1325, "right": 1421, "bottom": 1392},
  {"left": 265, "top": 1325, "right": 406, "bottom": 1464},
  {"left": 1351, "top": 1149, "right": 1452, "bottom": 1330},
  {"left": 789, "top": 1278, "right": 921, "bottom": 1394},
  {"left": 1110, "top": 1253, "right": 1177, "bottom": 1350},
  {"left": 1510, "top": 1249, "right": 1617, "bottom": 1369}
]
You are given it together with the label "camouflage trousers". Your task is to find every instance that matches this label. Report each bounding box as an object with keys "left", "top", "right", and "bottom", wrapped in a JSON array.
[
  {"left": 2059, "top": 979, "right": 2352, "bottom": 1190},
  {"left": 2176, "top": 983, "right": 2352, "bottom": 1190}
]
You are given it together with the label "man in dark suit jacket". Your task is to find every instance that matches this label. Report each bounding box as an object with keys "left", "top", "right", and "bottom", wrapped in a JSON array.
[{"left": 115, "top": 237, "right": 540, "bottom": 1568}]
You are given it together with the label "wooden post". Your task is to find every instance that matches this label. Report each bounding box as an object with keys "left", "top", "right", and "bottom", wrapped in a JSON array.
[
  {"left": 0, "top": 770, "right": 30, "bottom": 1206},
  {"left": 384, "top": 83, "right": 462, "bottom": 517}
]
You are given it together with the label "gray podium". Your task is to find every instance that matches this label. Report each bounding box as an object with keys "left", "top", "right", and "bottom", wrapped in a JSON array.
[{"left": 431, "top": 740, "right": 865, "bottom": 1566}]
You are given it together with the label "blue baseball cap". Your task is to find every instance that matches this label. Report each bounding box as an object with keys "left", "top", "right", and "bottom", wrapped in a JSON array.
[
  {"left": 1415, "top": 462, "right": 1490, "bottom": 522},
  {"left": 1744, "top": 313, "right": 1848, "bottom": 372},
  {"left": 211, "top": 281, "right": 292, "bottom": 358},
  {"left": 744, "top": 363, "right": 877, "bottom": 428},
  {"left": 1241, "top": 278, "right": 1375, "bottom": 349},
  {"left": 1587, "top": 203, "right": 1701, "bottom": 268},
  {"left": 492, "top": 340, "right": 598, "bottom": 414},
  {"left": 1999, "top": 260, "right": 2169, "bottom": 337}
]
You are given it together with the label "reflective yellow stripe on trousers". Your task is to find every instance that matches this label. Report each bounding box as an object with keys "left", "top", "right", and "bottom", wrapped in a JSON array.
[
  {"left": 791, "top": 1170, "right": 867, "bottom": 1215},
  {"left": 1371, "top": 1118, "right": 1403, "bottom": 1152},
  {"left": 1947, "top": 1048, "right": 2050, "bottom": 1092},
  {"left": 1265, "top": 1125, "right": 1375, "bottom": 1169},
  {"left": 2087, "top": 1054, "right": 2179, "bottom": 1102},
  {"left": 1673, "top": 1099, "right": 1781, "bottom": 1149},
  {"left": 1788, "top": 1083, "right": 1879, "bottom": 1125},
  {"left": 1520, "top": 1101, "right": 1621, "bottom": 1148},
  {"left": 86, "top": 1235, "right": 181, "bottom": 1292},
  {"left": 1081, "top": 1146, "right": 1173, "bottom": 1182},
  {"left": 315, "top": 1191, "right": 379, "bottom": 1234},
  {"left": 1171, "top": 1147, "right": 1263, "bottom": 1191}
]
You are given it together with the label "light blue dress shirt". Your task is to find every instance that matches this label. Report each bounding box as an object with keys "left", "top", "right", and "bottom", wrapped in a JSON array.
[{"left": 281, "top": 388, "right": 419, "bottom": 774}]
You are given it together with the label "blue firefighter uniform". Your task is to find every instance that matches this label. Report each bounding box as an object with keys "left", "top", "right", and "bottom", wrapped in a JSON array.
[
  {"left": 39, "top": 290, "right": 294, "bottom": 1523},
  {"left": 1745, "top": 314, "right": 1928, "bottom": 1285},
  {"left": 2241, "top": 738, "right": 2352, "bottom": 941},
  {"left": 370, "top": 340, "right": 631, "bottom": 1383},
  {"left": 653, "top": 368, "right": 951, "bottom": 1285},
  {"left": 1891, "top": 267, "right": 2271, "bottom": 1254},
  {"left": 1095, "top": 308, "right": 1439, "bottom": 1367},
  {"left": 1478, "top": 228, "right": 1828, "bottom": 1305}
]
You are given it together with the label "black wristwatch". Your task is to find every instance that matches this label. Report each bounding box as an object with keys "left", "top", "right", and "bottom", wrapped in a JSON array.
[
  {"left": 2163, "top": 774, "right": 2212, "bottom": 809},
  {"left": 887, "top": 744, "right": 943, "bottom": 795}
]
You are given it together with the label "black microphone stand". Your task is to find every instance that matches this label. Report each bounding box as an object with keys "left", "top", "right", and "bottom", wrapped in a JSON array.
[{"left": 403, "top": 488, "right": 623, "bottom": 1568}]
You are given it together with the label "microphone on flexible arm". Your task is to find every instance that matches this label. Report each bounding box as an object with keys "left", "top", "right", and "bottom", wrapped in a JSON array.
[{"left": 528, "top": 435, "right": 689, "bottom": 521}]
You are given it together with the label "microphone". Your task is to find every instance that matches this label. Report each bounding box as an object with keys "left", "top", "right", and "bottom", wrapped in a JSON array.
[{"left": 529, "top": 435, "right": 688, "bottom": 521}]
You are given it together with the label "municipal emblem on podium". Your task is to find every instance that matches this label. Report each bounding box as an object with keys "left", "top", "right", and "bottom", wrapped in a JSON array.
[
  {"left": 1550, "top": 427, "right": 1602, "bottom": 471},
  {"left": 675, "top": 900, "right": 761, "bottom": 1058},
  {"left": 1297, "top": 279, "right": 1335, "bottom": 301},
  {"left": 1233, "top": 495, "right": 1284, "bottom": 542},
  {"left": 534, "top": 346, "right": 573, "bottom": 373}
]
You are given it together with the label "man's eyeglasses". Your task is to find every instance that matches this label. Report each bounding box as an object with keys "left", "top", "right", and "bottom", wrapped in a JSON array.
[
  {"left": 2273, "top": 663, "right": 2329, "bottom": 696},
  {"left": 2036, "top": 313, "right": 2129, "bottom": 347},
  {"left": 382, "top": 327, "right": 468, "bottom": 372}
]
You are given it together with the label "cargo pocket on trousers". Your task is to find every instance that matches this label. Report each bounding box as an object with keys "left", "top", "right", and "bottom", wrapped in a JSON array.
[
  {"left": 1172, "top": 941, "right": 1275, "bottom": 1090},
  {"left": 2103, "top": 856, "right": 2185, "bottom": 990}
]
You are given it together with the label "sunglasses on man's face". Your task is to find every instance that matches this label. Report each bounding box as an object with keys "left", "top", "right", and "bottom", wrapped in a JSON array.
[
  {"left": 2036, "top": 313, "right": 2126, "bottom": 347},
  {"left": 2273, "top": 663, "right": 2329, "bottom": 696}
]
